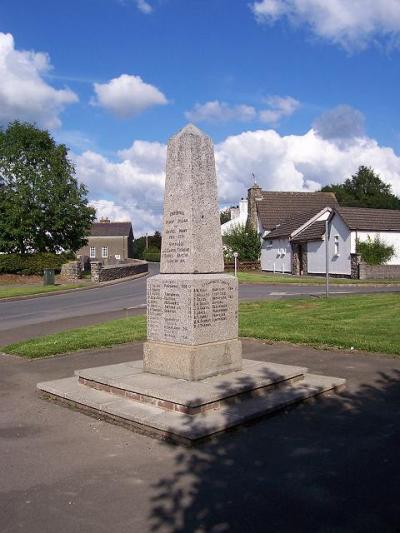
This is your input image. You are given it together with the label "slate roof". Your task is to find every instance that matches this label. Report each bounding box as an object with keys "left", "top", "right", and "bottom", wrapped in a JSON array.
[
  {"left": 266, "top": 209, "right": 320, "bottom": 239},
  {"left": 256, "top": 191, "right": 338, "bottom": 230},
  {"left": 338, "top": 207, "right": 400, "bottom": 231},
  {"left": 292, "top": 221, "right": 326, "bottom": 242},
  {"left": 90, "top": 222, "right": 133, "bottom": 237}
]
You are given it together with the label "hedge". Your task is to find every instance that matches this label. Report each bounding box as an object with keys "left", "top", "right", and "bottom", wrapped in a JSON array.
[
  {"left": 0, "top": 253, "right": 75, "bottom": 275},
  {"left": 143, "top": 249, "right": 161, "bottom": 262}
]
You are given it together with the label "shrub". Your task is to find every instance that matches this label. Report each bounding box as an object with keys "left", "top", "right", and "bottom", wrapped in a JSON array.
[
  {"left": 357, "top": 236, "right": 395, "bottom": 266},
  {"left": 0, "top": 252, "right": 75, "bottom": 275},
  {"left": 223, "top": 223, "right": 261, "bottom": 262}
]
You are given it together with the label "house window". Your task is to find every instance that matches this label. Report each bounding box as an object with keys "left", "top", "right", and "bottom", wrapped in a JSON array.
[
  {"left": 101, "top": 246, "right": 108, "bottom": 258},
  {"left": 90, "top": 247, "right": 96, "bottom": 258},
  {"left": 334, "top": 236, "right": 339, "bottom": 256},
  {"left": 115, "top": 254, "right": 121, "bottom": 260}
]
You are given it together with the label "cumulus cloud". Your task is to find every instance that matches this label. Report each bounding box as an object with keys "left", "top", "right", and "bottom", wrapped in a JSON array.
[
  {"left": 136, "top": 0, "right": 153, "bottom": 14},
  {"left": 0, "top": 32, "right": 78, "bottom": 129},
  {"left": 73, "top": 143, "right": 166, "bottom": 235},
  {"left": 185, "top": 101, "right": 257, "bottom": 123},
  {"left": 313, "top": 105, "right": 366, "bottom": 141},
  {"left": 259, "top": 95, "right": 300, "bottom": 124},
  {"left": 91, "top": 74, "right": 168, "bottom": 118},
  {"left": 74, "top": 121, "right": 400, "bottom": 235},
  {"left": 215, "top": 129, "right": 400, "bottom": 204},
  {"left": 251, "top": 0, "right": 400, "bottom": 50},
  {"left": 185, "top": 96, "right": 299, "bottom": 124}
]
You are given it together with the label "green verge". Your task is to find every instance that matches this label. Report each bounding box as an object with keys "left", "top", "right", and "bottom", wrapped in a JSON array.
[
  {"left": 0, "top": 283, "right": 89, "bottom": 299},
  {"left": 4, "top": 315, "right": 147, "bottom": 358},
  {"left": 237, "top": 271, "right": 400, "bottom": 285},
  {"left": 3, "top": 294, "right": 399, "bottom": 358}
]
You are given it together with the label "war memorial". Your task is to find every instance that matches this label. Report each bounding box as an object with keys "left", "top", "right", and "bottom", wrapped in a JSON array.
[{"left": 38, "top": 125, "right": 345, "bottom": 444}]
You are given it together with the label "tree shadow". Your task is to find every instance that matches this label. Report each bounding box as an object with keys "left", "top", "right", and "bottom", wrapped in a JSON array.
[{"left": 149, "top": 367, "right": 400, "bottom": 533}]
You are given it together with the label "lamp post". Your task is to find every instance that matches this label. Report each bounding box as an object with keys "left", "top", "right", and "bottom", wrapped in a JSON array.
[
  {"left": 233, "top": 252, "right": 239, "bottom": 277},
  {"left": 314, "top": 208, "right": 332, "bottom": 298},
  {"left": 325, "top": 217, "right": 329, "bottom": 298}
]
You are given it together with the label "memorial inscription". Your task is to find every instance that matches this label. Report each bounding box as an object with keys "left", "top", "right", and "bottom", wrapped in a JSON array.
[{"left": 144, "top": 124, "right": 242, "bottom": 380}]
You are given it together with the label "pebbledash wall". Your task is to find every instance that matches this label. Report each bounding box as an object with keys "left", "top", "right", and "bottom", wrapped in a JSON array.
[
  {"left": 90, "top": 259, "right": 148, "bottom": 282},
  {"left": 307, "top": 215, "right": 352, "bottom": 276},
  {"left": 261, "top": 237, "right": 292, "bottom": 273}
]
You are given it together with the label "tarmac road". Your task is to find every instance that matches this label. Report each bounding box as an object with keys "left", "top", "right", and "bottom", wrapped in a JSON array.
[{"left": 1, "top": 263, "right": 399, "bottom": 345}]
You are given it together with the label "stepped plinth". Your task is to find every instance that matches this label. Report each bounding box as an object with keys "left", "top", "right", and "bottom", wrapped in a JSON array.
[{"left": 37, "top": 124, "right": 345, "bottom": 444}]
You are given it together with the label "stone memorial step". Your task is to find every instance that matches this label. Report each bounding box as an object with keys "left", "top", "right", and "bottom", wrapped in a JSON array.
[
  {"left": 74, "top": 359, "right": 308, "bottom": 414},
  {"left": 37, "top": 366, "right": 345, "bottom": 444}
]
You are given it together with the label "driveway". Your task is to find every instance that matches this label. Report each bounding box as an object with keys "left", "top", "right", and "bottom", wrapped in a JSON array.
[{"left": 1, "top": 340, "right": 399, "bottom": 532}]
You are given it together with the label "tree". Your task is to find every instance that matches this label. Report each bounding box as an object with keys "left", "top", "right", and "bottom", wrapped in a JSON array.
[
  {"left": 357, "top": 236, "right": 395, "bottom": 265},
  {"left": 321, "top": 166, "right": 400, "bottom": 209},
  {"left": 132, "top": 231, "right": 162, "bottom": 259},
  {"left": 0, "top": 121, "right": 95, "bottom": 254},
  {"left": 223, "top": 223, "right": 261, "bottom": 262},
  {"left": 220, "top": 208, "right": 231, "bottom": 225}
]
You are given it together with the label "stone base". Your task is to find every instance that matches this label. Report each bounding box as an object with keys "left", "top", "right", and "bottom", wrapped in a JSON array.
[
  {"left": 143, "top": 338, "right": 242, "bottom": 381},
  {"left": 37, "top": 359, "right": 346, "bottom": 445}
]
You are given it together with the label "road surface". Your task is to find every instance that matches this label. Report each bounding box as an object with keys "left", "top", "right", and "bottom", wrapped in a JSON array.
[{"left": 1, "top": 263, "right": 399, "bottom": 344}]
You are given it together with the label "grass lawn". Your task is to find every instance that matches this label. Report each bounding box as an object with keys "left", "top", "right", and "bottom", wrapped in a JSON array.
[
  {"left": 3, "top": 294, "right": 399, "bottom": 358},
  {"left": 0, "top": 283, "right": 90, "bottom": 299},
  {"left": 237, "top": 271, "right": 400, "bottom": 285}
]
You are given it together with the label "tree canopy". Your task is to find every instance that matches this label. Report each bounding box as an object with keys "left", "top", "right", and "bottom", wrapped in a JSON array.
[
  {"left": 321, "top": 166, "right": 400, "bottom": 209},
  {"left": 0, "top": 121, "right": 95, "bottom": 254}
]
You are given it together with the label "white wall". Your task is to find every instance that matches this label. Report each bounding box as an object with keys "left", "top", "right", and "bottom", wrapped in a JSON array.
[
  {"left": 221, "top": 199, "right": 248, "bottom": 235},
  {"left": 307, "top": 214, "right": 352, "bottom": 276},
  {"left": 261, "top": 237, "right": 292, "bottom": 273},
  {"left": 355, "top": 231, "right": 400, "bottom": 265}
]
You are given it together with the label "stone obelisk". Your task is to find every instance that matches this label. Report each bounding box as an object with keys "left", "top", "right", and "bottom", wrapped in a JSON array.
[{"left": 143, "top": 124, "right": 242, "bottom": 380}]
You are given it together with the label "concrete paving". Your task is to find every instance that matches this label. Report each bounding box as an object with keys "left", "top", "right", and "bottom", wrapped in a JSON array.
[{"left": 1, "top": 340, "right": 399, "bottom": 532}]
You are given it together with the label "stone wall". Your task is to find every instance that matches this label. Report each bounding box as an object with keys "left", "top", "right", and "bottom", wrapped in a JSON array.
[
  {"left": 359, "top": 263, "right": 400, "bottom": 280},
  {"left": 291, "top": 244, "right": 307, "bottom": 276},
  {"left": 90, "top": 259, "right": 148, "bottom": 283},
  {"left": 224, "top": 261, "right": 260, "bottom": 271},
  {"left": 350, "top": 253, "right": 360, "bottom": 279},
  {"left": 60, "top": 261, "right": 82, "bottom": 282}
]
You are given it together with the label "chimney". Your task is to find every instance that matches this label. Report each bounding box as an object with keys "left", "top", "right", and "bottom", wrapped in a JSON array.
[
  {"left": 100, "top": 217, "right": 111, "bottom": 223},
  {"left": 247, "top": 183, "right": 262, "bottom": 230}
]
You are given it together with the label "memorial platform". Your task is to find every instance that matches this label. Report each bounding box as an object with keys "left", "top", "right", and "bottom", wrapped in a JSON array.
[{"left": 37, "top": 359, "right": 345, "bottom": 445}]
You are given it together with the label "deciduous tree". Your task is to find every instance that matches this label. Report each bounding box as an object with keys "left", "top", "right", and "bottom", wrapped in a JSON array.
[{"left": 0, "top": 121, "right": 95, "bottom": 254}]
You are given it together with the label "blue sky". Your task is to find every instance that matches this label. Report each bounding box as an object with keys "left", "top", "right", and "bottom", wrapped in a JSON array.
[{"left": 1, "top": 0, "right": 400, "bottom": 234}]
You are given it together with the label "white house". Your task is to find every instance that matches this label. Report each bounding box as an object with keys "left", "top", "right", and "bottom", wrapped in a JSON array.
[
  {"left": 262, "top": 206, "right": 400, "bottom": 277},
  {"left": 221, "top": 198, "right": 248, "bottom": 235}
]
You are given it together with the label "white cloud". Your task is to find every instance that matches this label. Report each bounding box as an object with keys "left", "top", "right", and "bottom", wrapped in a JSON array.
[
  {"left": 136, "top": 0, "right": 153, "bottom": 14},
  {"left": 0, "top": 32, "right": 78, "bottom": 128},
  {"left": 185, "top": 96, "right": 299, "bottom": 124},
  {"left": 118, "top": 140, "right": 166, "bottom": 173},
  {"left": 259, "top": 95, "right": 300, "bottom": 124},
  {"left": 91, "top": 74, "right": 168, "bottom": 118},
  {"left": 215, "top": 129, "right": 400, "bottom": 204},
  {"left": 185, "top": 101, "right": 257, "bottom": 123},
  {"left": 74, "top": 121, "right": 400, "bottom": 235},
  {"left": 73, "top": 143, "right": 166, "bottom": 235},
  {"left": 251, "top": 0, "right": 400, "bottom": 50}
]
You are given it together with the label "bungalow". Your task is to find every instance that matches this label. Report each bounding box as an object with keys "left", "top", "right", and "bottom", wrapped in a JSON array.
[
  {"left": 245, "top": 184, "right": 400, "bottom": 277},
  {"left": 77, "top": 218, "right": 134, "bottom": 266}
]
